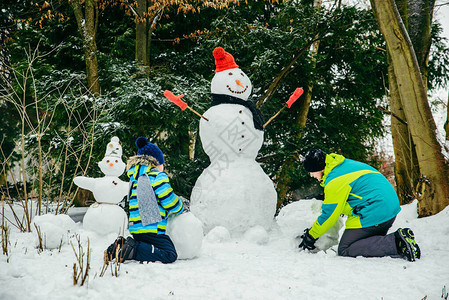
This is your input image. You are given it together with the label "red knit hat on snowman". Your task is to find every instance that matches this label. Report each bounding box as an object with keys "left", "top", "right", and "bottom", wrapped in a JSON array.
[{"left": 213, "top": 47, "right": 239, "bottom": 73}]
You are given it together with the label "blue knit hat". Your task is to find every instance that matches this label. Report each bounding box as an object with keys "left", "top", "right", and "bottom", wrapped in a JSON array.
[{"left": 135, "top": 137, "right": 165, "bottom": 165}]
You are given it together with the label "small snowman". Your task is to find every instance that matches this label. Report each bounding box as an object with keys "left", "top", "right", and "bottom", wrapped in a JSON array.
[
  {"left": 73, "top": 136, "right": 128, "bottom": 235},
  {"left": 190, "top": 47, "right": 277, "bottom": 240}
]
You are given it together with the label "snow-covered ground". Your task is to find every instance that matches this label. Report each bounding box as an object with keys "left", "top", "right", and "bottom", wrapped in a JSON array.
[{"left": 0, "top": 200, "right": 448, "bottom": 300}]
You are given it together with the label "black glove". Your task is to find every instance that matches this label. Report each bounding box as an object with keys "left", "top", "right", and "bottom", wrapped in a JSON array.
[{"left": 298, "top": 228, "right": 317, "bottom": 251}]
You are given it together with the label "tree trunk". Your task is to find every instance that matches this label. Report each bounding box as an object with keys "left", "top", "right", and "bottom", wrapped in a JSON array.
[
  {"left": 70, "top": 0, "right": 101, "bottom": 96},
  {"left": 388, "top": 57, "right": 420, "bottom": 204},
  {"left": 404, "top": 0, "right": 434, "bottom": 88},
  {"left": 371, "top": 0, "right": 449, "bottom": 215},
  {"left": 135, "top": 0, "right": 149, "bottom": 66},
  {"left": 388, "top": 0, "right": 435, "bottom": 204},
  {"left": 445, "top": 90, "right": 449, "bottom": 141},
  {"left": 188, "top": 124, "right": 197, "bottom": 161}
]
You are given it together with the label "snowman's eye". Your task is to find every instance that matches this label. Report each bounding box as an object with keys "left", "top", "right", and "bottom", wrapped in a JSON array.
[
  {"left": 116, "top": 148, "right": 119, "bottom": 150},
  {"left": 115, "top": 160, "right": 118, "bottom": 163},
  {"left": 228, "top": 72, "right": 233, "bottom": 76},
  {"left": 106, "top": 160, "right": 110, "bottom": 163}
]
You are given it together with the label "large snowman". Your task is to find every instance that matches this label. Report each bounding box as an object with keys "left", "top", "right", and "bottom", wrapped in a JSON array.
[
  {"left": 73, "top": 136, "right": 128, "bottom": 235},
  {"left": 190, "top": 47, "right": 277, "bottom": 237}
]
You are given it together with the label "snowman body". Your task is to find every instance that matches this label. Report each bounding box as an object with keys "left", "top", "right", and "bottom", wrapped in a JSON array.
[
  {"left": 74, "top": 174, "right": 128, "bottom": 205},
  {"left": 73, "top": 137, "right": 129, "bottom": 235},
  {"left": 190, "top": 60, "right": 277, "bottom": 236}
]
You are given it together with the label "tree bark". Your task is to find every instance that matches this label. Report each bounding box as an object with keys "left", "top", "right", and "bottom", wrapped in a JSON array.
[
  {"left": 371, "top": 0, "right": 449, "bottom": 215},
  {"left": 388, "top": 0, "right": 435, "bottom": 204},
  {"left": 405, "top": 0, "right": 434, "bottom": 88},
  {"left": 388, "top": 56, "right": 420, "bottom": 204},
  {"left": 188, "top": 124, "right": 197, "bottom": 161},
  {"left": 70, "top": 0, "right": 101, "bottom": 96},
  {"left": 445, "top": 90, "right": 449, "bottom": 141},
  {"left": 135, "top": 0, "right": 148, "bottom": 66}
]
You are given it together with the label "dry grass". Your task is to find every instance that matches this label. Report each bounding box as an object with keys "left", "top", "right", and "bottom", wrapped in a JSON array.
[
  {"left": 99, "top": 242, "right": 122, "bottom": 278},
  {"left": 1, "top": 195, "right": 9, "bottom": 257},
  {"left": 71, "top": 234, "right": 91, "bottom": 286}
]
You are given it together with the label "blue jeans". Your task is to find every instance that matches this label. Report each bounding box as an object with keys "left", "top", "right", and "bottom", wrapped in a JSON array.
[
  {"left": 338, "top": 217, "right": 399, "bottom": 258},
  {"left": 132, "top": 233, "right": 178, "bottom": 263}
]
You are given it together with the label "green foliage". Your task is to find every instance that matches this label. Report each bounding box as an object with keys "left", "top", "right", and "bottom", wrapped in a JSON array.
[
  {"left": 3, "top": 0, "right": 448, "bottom": 205},
  {"left": 428, "top": 21, "right": 449, "bottom": 90}
]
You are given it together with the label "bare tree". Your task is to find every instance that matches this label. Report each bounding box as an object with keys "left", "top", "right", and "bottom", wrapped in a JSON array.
[
  {"left": 69, "top": 0, "right": 101, "bottom": 96},
  {"left": 370, "top": 0, "right": 449, "bottom": 215},
  {"left": 0, "top": 45, "right": 104, "bottom": 232}
]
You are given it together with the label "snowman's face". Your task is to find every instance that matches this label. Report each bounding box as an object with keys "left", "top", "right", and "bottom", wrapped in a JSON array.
[
  {"left": 98, "top": 156, "right": 126, "bottom": 176},
  {"left": 211, "top": 68, "right": 252, "bottom": 100}
]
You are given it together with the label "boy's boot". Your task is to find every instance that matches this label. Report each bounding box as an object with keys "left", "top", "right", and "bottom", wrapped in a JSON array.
[
  {"left": 395, "top": 228, "right": 421, "bottom": 262},
  {"left": 117, "top": 237, "right": 137, "bottom": 263},
  {"left": 106, "top": 236, "right": 125, "bottom": 261}
]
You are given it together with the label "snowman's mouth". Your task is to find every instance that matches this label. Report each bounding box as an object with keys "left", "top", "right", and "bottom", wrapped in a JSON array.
[{"left": 227, "top": 85, "right": 248, "bottom": 95}]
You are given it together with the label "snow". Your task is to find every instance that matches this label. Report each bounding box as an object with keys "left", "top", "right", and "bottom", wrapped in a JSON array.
[
  {"left": 31, "top": 214, "right": 76, "bottom": 249},
  {"left": 1, "top": 200, "right": 448, "bottom": 299},
  {"left": 276, "top": 199, "right": 343, "bottom": 251},
  {"left": 82, "top": 203, "right": 128, "bottom": 236},
  {"left": 166, "top": 212, "right": 204, "bottom": 260}
]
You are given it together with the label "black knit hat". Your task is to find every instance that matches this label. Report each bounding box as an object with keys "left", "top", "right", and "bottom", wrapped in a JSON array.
[{"left": 303, "top": 148, "right": 327, "bottom": 172}]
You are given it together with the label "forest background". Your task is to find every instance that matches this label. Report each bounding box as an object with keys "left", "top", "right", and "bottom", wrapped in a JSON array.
[{"left": 1, "top": 0, "right": 449, "bottom": 230}]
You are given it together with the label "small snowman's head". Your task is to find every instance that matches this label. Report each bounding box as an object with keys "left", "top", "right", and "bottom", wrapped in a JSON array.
[
  {"left": 98, "top": 136, "right": 126, "bottom": 176},
  {"left": 98, "top": 156, "right": 126, "bottom": 176},
  {"left": 211, "top": 47, "right": 252, "bottom": 101}
]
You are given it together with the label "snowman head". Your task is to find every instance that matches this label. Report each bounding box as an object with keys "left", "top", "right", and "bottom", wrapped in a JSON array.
[
  {"left": 211, "top": 47, "right": 252, "bottom": 101},
  {"left": 98, "top": 156, "right": 126, "bottom": 176},
  {"left": 98, "top": 136, "right": 126, "bottom": 176}
]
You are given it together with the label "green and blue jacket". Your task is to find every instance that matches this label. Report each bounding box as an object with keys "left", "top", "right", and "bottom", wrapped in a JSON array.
[
  {"left": 309, "top": 153, "right": 401, "bottom": 239},
  {"left": 126, "top": 155, "right": 184, "bottom": 235}
]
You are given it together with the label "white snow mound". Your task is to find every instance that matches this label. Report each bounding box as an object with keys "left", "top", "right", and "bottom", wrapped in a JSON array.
[
  {"left": 276, "top": 199, "right": 343, "bottom": 251},
  {"left": 31, "top": 214, "right": 76, "bottom": 249},
  {"left": 82, "top": 203, "right": 128, "bottom": 236},
  {"left": 205, "top": 226, "right": 231, "bottom": 243},
  {"left": 167, "top": 212, "right": 204, "bottom": 259}
]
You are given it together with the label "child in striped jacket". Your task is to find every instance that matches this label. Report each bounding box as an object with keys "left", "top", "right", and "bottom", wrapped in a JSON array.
[{"left": 106, "top": 137, "right": 184, "bottom": 263}]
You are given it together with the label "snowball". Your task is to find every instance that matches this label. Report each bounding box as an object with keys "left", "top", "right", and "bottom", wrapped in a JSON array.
[
  {"left": 243, "top": 225, "right": 269, "bottom": 245},
  {"left": 276, "top": 199, "right": 343, "bottom": 251},
  {"left": 166, "top": 212, "right": 204, "bottom": 259},
  {"left": 31, "top": 214, "right": 76, "bottom": 249},
  {"left": 191, "top": 158, "right": 277, "bottom": 235},
  {"left": 205, "top": 226, "right": 231, "bottom": 243},
  {"left": 82, "top": 203, "right": 128, "bottom": 236},
  {"left": 198, "top": 105, "right": 264, "bottom": 160}
]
